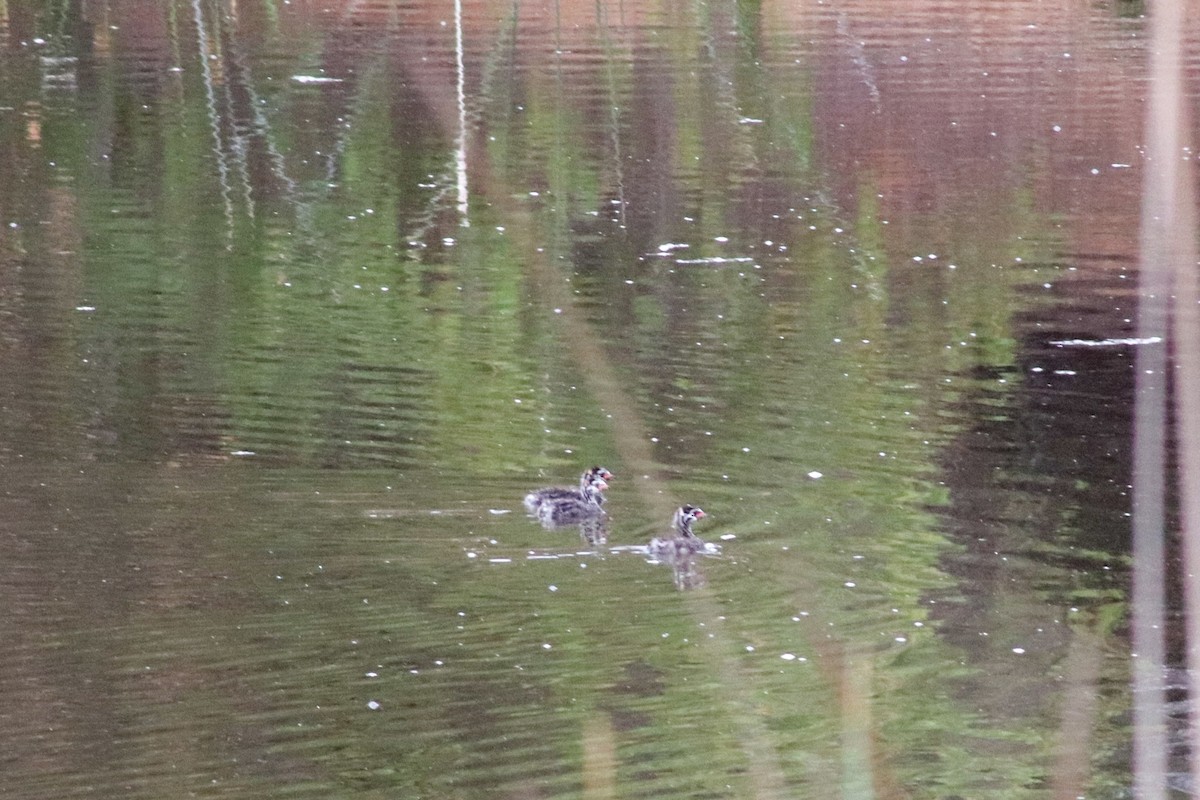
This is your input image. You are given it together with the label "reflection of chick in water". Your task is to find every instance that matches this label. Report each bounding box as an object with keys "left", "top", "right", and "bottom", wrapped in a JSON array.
[
  {"left": 578, "top": 514, "right": 609, "bottom": 547},
  {"left": 523, "top": 466, "right": 612, "bottom": 529},
  {"left": 648, "top": 506, "right": 710, "bottom": 591}
]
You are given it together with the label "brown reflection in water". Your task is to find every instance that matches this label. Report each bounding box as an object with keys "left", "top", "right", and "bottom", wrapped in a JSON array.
[{"left": 791, "top": 0, "right": 1146, "bottom": 275}]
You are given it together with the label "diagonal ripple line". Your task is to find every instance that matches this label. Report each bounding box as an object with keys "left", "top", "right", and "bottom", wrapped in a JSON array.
[
  {"left": 452, "top": 59, "right": 790, "bottom": 784},
  {"left": 432, "top": 17, "right": 873, "bottom": 798},
  {"left": 1133, "top": 0, "right": 1186, "bottom": 795},
  {"left": 520, "top": 238, "right": 792, "bottom": 800}
]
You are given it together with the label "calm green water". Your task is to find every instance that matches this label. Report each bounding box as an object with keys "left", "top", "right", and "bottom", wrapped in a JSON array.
[{"left": 0, "top": 0, "right": 1170, "bottom": 797}]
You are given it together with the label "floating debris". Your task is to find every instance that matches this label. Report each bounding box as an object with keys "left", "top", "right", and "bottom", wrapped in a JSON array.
[
  {"left": 674, "top": 256, "right": 755, "bottom": 265},
  {"left": 1049, "top": 336, "right": 1162, "bottom": 347},
  {"left": 292, "top": 74, "right": 344, "bottom": 84}
]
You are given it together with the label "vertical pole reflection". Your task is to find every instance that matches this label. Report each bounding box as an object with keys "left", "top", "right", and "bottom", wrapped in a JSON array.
[
  {"left": 1134, "top": 0, "right": 1191, "bottom": 795},
  {"left": 1166, "top": 15, "right": 1200, "bottom": 796},
  {"left": 1177, "top": 168, "right": 1200, "bottom": 800},
  {"left": 454, "top": 0, "right": 469, "bottom": 225},
  {"left": 595, "top": 0, "right": 627, "bottom": 226},
  {"left": 192, "top": 0, "right": 235, "bottom": 240}
]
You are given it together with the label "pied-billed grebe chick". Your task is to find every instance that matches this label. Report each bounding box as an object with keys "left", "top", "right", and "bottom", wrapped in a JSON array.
[
  {"left": 649, "top": 505, "right": 707, "bottom": 559},
  {"left": 524, "top": 466, "right": 613, "bottom": 529}
]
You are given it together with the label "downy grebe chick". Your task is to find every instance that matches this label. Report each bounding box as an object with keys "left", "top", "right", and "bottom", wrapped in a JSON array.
[
  {"left": 648, "top": 505, "right": 707, "bottom": 559},
  {"left": 524, "top": 466, "right": 613, "bottom": 529}
]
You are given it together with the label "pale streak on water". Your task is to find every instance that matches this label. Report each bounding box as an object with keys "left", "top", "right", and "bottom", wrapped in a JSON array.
[{"left": 454, "top": 0, "right": 470, "bottom": 224}]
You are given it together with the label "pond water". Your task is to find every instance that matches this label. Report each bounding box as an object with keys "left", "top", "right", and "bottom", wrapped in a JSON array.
[{"left": 0, "top": 0, "right": 1192, "bottom": 797}]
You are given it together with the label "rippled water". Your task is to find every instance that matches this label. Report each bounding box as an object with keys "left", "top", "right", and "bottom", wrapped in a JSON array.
[{"left": 0, "top": 0, "right": 1190, "bottom": 797}]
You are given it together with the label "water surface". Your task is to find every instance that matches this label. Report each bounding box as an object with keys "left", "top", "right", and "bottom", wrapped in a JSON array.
[{"left": 0, "top": 0, "right": 1182, "bottom": 797}]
